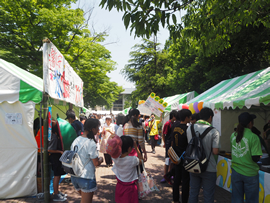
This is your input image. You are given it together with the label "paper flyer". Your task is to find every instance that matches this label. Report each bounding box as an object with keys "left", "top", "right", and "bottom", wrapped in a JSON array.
[{"left": 5, "top": 113, "right": 23, "bottom": 125}]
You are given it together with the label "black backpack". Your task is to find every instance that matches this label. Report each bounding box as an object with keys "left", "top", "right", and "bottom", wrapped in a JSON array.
[{"left": 183, "top": 124, "right": 213, "bottom": 173}]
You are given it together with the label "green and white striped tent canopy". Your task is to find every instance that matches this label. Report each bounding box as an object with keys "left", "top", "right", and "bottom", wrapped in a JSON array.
[
  {"left": 187, "top": 67, "right": 270, "bottom": 110},
  {"left": 163, "top": 91, "right": 198, "bottom": 112},
  {"left": 0, "top": 58, "right": 43, "bottom": 104}
]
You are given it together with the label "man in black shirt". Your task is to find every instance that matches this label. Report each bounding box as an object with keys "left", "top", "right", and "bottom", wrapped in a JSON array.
[
  {"left": 172, "top": 109, "right": 192, "bottom": 203},
  {"left": 161, "top": 110, "right": 177, "bottom": 184},
  {"left": 65, "top": 109, "right": 83, "bottom": 136}
]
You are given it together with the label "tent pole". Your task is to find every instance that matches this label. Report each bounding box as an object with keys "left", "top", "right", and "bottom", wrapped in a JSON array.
[
  {"left": 39, "top": 103, "right": 44, "bottom": 193},
  {"left": 42, "top": 93, "right": 50, "bottom": 202}
]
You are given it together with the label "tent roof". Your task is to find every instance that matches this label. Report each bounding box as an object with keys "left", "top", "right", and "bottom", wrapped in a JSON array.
[
  {"left": 0, "top": 58, "right": 43, "bottom": 103},
  {"left": 187, "top": 67, "right": 270, "bottom": 110},
  {"left": 164, "top": 91, "right": 198, "bottom": 111},
  {"left": 122, "top": 107, "right": 131, "bottom": 115}
]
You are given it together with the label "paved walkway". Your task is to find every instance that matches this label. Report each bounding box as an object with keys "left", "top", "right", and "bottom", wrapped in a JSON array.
[{"left": 0, "top": 144, "right": 231, "bottom": 202}]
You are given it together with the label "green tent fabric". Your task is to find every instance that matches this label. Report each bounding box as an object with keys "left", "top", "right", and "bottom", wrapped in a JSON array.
[
  {"left": 163, "top": 91, "right": 198, "bottom": 111},
  {"left": 82, "top": 107, "right": 87, "bottom": 113},
  {"left": 0, "top": 58, "right": 43, "bottom": 103},
  {"left": 57, "top": 117, "right": 77, "bottom": 151},
  {"left": 187, "top": 67, "right": 270, "bottom": 110}
]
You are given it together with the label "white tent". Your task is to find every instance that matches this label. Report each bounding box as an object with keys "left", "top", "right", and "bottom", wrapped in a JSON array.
[
  {"left": 0, "top": 59, "right": 42, "bottom": 198},
  {"left": 0, "top": 58, "right": 82, "bottom": 199}
]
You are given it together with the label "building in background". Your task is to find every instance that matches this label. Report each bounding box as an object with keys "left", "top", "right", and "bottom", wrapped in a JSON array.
[{"left": 112, "top": 88, "right": 135, "bottom": 111}]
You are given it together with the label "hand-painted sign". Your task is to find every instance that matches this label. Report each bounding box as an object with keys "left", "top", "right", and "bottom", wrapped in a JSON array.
[
  {"left": 216, "top": 156, "right": 270, "bottom": 203},
  {"left": 43, "top": 42, "right": 84, "bottom": 107},
  {"left": 138, "top": 93, "right": 168, "bottom": 117}
]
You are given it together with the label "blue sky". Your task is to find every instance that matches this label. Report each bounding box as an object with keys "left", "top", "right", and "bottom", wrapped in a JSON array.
[{"left": 72, "top": 0, "right": 171, "bottom": 88}]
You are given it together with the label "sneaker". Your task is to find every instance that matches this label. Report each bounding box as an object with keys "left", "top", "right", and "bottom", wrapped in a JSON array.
[
  {"left": 37, "top": 193, "right": 44, "bottom": 200},
  {"left": 163, "top": 175, "right": 172, "bottom": 185},
  {"left": 53, "top": 193, "right": 67, "bottom": 202},
  {"left": 64, "top": 178, "right": 71, "bottom": 183},
  {"left": 160, "top": 178, "right": 166, "bottom": 183},
  {"left": 59, "top": 191, "right": 67, "bottom": 197},
  {"left": 152, "top": 150, "right": 156, "bottom": 154}
]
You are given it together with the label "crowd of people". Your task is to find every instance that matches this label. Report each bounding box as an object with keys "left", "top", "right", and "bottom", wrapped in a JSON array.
[{"left": 46, "top": 107, "right": 269, "bottom": 203}]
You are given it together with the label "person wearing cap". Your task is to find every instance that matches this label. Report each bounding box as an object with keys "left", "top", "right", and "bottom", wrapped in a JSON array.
[
  {"left": 149, "top": 113, "right": 163, "bottom": 154},
  {"left": 66, "top": 109, "right": 84, "bottom": 136},
  {"left": 100, "top": 115, "right": 115, "bottom": 167},
  {"left": 231, "top": 112, "right": 262, "bottom": 203},
  {"left": 79, "top": 114, "right": 87, "bottom": 125}
]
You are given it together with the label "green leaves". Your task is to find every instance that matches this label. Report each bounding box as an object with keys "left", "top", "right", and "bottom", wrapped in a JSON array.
[
  {"left": 99, "top": 0, "right": 188, "bottom": 38},
  {"left": 0, "top": 0, "right": 123, "bottom": 108},
  {"left": 172, "top": 14, "right": 177, "bottom": 25},
  {"left": 123, "top": 12, "right": 131, "bottom": 29},
  {"left": 121, "top": 39, "right": 177, "bottom": 104}
]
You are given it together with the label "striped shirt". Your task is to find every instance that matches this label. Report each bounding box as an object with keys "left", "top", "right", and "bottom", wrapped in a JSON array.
[{"left": 123, "top": 121, "right": 145, "bottom": 150}]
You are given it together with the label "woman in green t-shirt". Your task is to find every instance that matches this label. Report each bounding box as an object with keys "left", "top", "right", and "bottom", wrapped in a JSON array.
[{"left": 230, "top": 112, "right": 262, "bottom": 203}]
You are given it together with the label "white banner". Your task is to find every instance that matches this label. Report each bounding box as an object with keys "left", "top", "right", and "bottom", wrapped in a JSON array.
[{"left": 43, "top": 42, "right": 84, "bottom": 107}]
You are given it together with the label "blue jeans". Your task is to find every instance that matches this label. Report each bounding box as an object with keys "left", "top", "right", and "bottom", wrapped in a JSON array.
[
  {"left": 71, "top": 176, "right": 97, "bottom": 193},
  {"left": 231, "top": 168, "right": 259, "bottom": 203},
  {"left": 189, "top": 171, "right": 216, "bottom": 203}
]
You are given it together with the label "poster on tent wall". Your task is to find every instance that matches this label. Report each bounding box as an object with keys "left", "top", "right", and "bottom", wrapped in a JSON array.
[
  {"left": 216, "top": 156, "right": 270, "bottom": 202},
  {"left": 43, "top": 42, "right": 84, "bottom": 107},
  {"left": 212, "top": 109, "right": 221, "bottom": 136},
  {"left": 140, "top": 92, "right": 168, "bottom": 117}
]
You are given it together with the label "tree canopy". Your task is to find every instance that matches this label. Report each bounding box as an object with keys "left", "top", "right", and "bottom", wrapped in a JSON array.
[
  {"left": 0, "top": 0, "right": 123, "bottom": 108},
  {"left": 122, "top": 24, "right": 270, "bottom": 104},
  {"left": 122, "top": 38, "right": 177, "bottom": 106},
  {"left": 99, "top": 0, "right": 270, "bottom": 56}
]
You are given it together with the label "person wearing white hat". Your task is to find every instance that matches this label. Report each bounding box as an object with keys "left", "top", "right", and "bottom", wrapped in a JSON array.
[{"left": 100, "top": 115, "right": 115, "bottom": 167}]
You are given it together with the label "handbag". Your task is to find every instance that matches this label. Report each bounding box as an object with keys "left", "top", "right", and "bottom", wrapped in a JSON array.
[
  {"left": 168, "top": 147, "right": 185, "bottom": 165},
  {"left": 154, "top": 134, "right": 159, "bottom": 140},
  {"left": 137, "top": 162, "right": 159, "bottom": 199}
]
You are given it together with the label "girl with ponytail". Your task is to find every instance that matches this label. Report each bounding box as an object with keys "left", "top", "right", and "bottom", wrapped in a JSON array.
[
  {"left": 70, "top": 118, "right": 104, "bottom": 203},
  {"left": 230, "top": 112, "right": 262, "bottom": 203}
]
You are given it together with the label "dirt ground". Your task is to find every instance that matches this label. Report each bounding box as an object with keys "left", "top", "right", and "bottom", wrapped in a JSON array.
[{"left": 0, "top": 143, "right": 231, "bottom": 203}]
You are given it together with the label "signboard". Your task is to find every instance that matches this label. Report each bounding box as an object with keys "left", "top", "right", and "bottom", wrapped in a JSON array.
[
  {"left": 138, "top": 93, "right": 168, "bottom": 117},
  {"left": 216, "top": 156, "right": 270, "bottom": 203},
  {"left": 137, "top": 100, "right": 152, "bottom": 116},
  {"left": 43, "top": 42, "right": 84, "bottom": 107}
]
